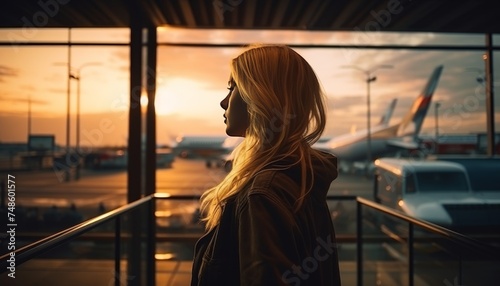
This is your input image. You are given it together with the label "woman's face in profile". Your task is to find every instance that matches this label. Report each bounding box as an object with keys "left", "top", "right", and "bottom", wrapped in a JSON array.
[{"left": 220, "top": 78, "right": 249, "bottom": 137}]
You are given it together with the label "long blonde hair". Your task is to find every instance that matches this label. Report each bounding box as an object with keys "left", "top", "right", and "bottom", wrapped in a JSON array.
[{"left": 200, "top": 44, "right": 333, "bottom": 230}]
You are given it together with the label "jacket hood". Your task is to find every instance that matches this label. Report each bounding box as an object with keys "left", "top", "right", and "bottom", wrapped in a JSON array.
[{"left": 277, "top": 151, "right": 338, "bottom": 198}]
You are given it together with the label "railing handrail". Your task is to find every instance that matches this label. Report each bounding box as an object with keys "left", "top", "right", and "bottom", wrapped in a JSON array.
[
  {"left": 0, "top": 195, "right": 154, "bottom": 269},
  {"left": 354, "top": 196, "right": 500, "bottom": 257}
]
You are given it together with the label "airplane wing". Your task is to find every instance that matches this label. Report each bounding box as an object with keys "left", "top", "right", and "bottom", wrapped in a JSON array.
[{"left": 386, "top": 138, "right": 420, "bottom": 150}]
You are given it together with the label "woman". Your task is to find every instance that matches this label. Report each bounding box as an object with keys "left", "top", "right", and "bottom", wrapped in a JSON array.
[{"left": 191, "top": 44, "right": 341, "bottom": 285}]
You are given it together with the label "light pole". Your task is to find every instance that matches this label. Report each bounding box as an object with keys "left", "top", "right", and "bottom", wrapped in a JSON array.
[
  {"left": 70, "top": 72, "right": 81, "bottom": 180},
  {"left": 54, "top": 56, "right": 72, "bottom": 181},
  {"left": 69, "top": 62, "right": 101, "bottom": 180},
  {"left": 465, "top": 66, "right": 490, "bottom": 154},
  {"left": 342, "top": 64, "right": 393, "bottom": 173},
  {"left": 434, "top": 102, "right": 441, "bottom": 153},
  {"left": 28, "top": 95, "right": 32, "bottom": 137},
  {"left": 26, "top": 96, "right": 46, "bottom": 143}
]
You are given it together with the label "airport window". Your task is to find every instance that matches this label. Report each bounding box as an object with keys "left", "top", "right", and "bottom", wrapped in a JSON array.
[
  {"left": 1, "top": 24, "right": 500, "bottom": 285},
  {"left": 0, "top": 28, "right": 130, "bottom": 44},
  {"left": 0, "top": 28, "right": 70, "bottom": 43},
  {"left": 1, "top": 27, "right": 499, "bottom": 223},
  {"left": 494, "top": 34, "right": 500, "bottom": 46},
  {"left": 2, "top": 28, "right": 499, "bottom": 157},
  {"left": 0, "top": 44, "right": 130, "bottom": 148},
  {"left": 0, "top": 30, "right": 131, "bottom": 228},
  {"left": 157, "top": 28, "right": 490, "bottom": 47}
]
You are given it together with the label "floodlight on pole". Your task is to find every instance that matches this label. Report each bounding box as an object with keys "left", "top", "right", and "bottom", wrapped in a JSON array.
[
  {"left": 69, "top": 62, "right": 101, "bottom": 180},
  {"left": 434, "top": 101, "right": 441, "bottom": 153},
  {"left": 341, "top": 64, "right": 393, "bottom": 173},
  {"left": 54, "top": 61, "right": 101, "bottom": 180}
]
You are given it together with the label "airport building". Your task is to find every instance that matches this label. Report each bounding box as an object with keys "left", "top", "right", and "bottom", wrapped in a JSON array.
[{"left": 1, "top": 1, "right": 500, "bottom": 285}]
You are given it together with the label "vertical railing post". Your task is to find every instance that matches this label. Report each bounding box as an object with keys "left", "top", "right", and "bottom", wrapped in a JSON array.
[
  {"left": 115, "top": 216, "right": 121, "bottom": 286},
  {"left": 356, "top": 200, "right": 363, "bottom": 286},
  {"left": 147, "top": 197, "right": 156, "bottom": 286},
  {"left": 408, "top": 222, "right": 414, "bottom": 286},
  {"left": 458, "top": 252, "right": 463, "bottom": 285}
]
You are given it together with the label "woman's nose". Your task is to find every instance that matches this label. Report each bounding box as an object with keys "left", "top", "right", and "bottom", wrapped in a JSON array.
[{"left": 220, "top": 94, "right": 229, "bottom": 109}]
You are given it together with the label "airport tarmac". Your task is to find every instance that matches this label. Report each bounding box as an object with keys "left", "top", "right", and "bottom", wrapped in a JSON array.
[
  {"left": 3, "top": 158, "right": 494, "bottom": 285},
  {"left": 0, "top": 157, "right": 374, "bottom": 223}
]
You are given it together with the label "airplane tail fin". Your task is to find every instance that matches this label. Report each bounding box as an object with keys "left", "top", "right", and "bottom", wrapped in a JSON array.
[
  {"left": 396, "top": 65, "right": 443, "bottom": 137},
  {"left": 377, "top": 98, "right": 397, "bottom": 126}
]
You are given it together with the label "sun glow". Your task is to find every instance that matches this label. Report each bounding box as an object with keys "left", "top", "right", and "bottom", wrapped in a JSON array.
[
  {"left": 155, "top": 78, "right": 211, "bottom": 116},
  {"left": 140, "top": 92, "right": 148, "bottom": 107}
]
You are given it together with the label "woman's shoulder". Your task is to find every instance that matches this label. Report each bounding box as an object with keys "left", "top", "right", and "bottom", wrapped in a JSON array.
[
  {"left": 233, "top": 169, "right": 299, "bottom": 209},
  {"left": 251, "top": 168, "right": 298, "bottom": 192}
]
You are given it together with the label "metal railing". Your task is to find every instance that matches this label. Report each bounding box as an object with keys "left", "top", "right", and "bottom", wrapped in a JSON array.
[
  {"left": 353, "top": 196, "right": 500, "bottom": 286},
  {"left": 1, "top": 195, "right": 154, "bottom": 285},
  {"left": 2, "top": 194, "right": 499, "bottom": 286}
]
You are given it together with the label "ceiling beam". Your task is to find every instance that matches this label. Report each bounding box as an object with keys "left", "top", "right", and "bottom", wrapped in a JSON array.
[
  {"left": 243, "top": 0, "right": 257, "bottom": 28},
  {"left": 178, "top": 0, "right": 197, "bottom": 27}
]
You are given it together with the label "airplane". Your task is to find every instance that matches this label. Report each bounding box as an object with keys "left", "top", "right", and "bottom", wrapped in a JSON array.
[
  {"left": 215, "top": 95, "right": 400, "bottom": 173},
  {"left": 171, "top": 135, "right": 229, "bottom": 167},
  {"left": 313, "top": 65, "right": 444, "bottom": 164},
  {"left": 312, "top": 98, "right": 397, "bottom": 154},
  {"left": 377, "top": 98, "right": 397, "bottom": 127},
  {"left": 171, "top": 63, "right": 442, "bottom": 172},
  {"left": 219, "top": 98, "right": 399, "bottom": 173}
]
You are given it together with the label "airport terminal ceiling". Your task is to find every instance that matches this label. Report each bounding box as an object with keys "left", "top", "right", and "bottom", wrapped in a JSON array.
[{"left": 1, "top": 0, "right": 500, "bottom": 34}]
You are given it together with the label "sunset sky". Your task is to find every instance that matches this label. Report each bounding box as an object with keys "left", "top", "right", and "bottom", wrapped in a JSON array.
[{"left": 0, "top": 28, "right": 499, "bottom": 147}]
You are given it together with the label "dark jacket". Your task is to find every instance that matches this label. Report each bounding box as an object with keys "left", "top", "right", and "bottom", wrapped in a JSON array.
[{"left": 191, "top": 153, "right": 341, "bottom": 286}]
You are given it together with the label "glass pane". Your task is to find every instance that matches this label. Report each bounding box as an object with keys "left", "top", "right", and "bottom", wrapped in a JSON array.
[
  {"left": 1, "top": 27, "right": 499, "bottom": 286},
  {"left": 0, "top": 217, "right": 122, "bottom": 285},
  {"left": 71, "top": 28, "right": 129, "bottom": 43},
  {"left": 156, "top": 46, "right": 495, "bottom": 143},
  {"left": 158, "top": 27, "right": 487, "bottom": 47},
  {"left": 0, "top": 28, "right": 68, "bottom": 43},
  {"left": 0, "top": 43, "right": 130, "bottom": 235}
]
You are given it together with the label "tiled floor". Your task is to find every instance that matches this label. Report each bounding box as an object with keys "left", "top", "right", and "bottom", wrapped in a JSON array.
[{"left": 0, "top": 259, "right": 436, "bottom": 286}]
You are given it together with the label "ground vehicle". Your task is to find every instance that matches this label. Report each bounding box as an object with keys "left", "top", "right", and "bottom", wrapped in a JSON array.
[{"left": 373, "top": 157, "right": 500, "bottom": 233}]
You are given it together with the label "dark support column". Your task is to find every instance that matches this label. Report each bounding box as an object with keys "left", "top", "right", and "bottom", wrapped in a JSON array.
[
  {"left": 128, "top": 2, "right": 143, "bottom": 204},
  {"left": 145, "top": 26, "right": 157, "bottom": 197},
  {"left": 145, "top": 26, "right": 157, "bottom": 286},
  {"left": 485, "top": 33, "right": 496, "bottom": 156},
  {"left": 128, "top": 0, "right": 143, "bottom": 285}
]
